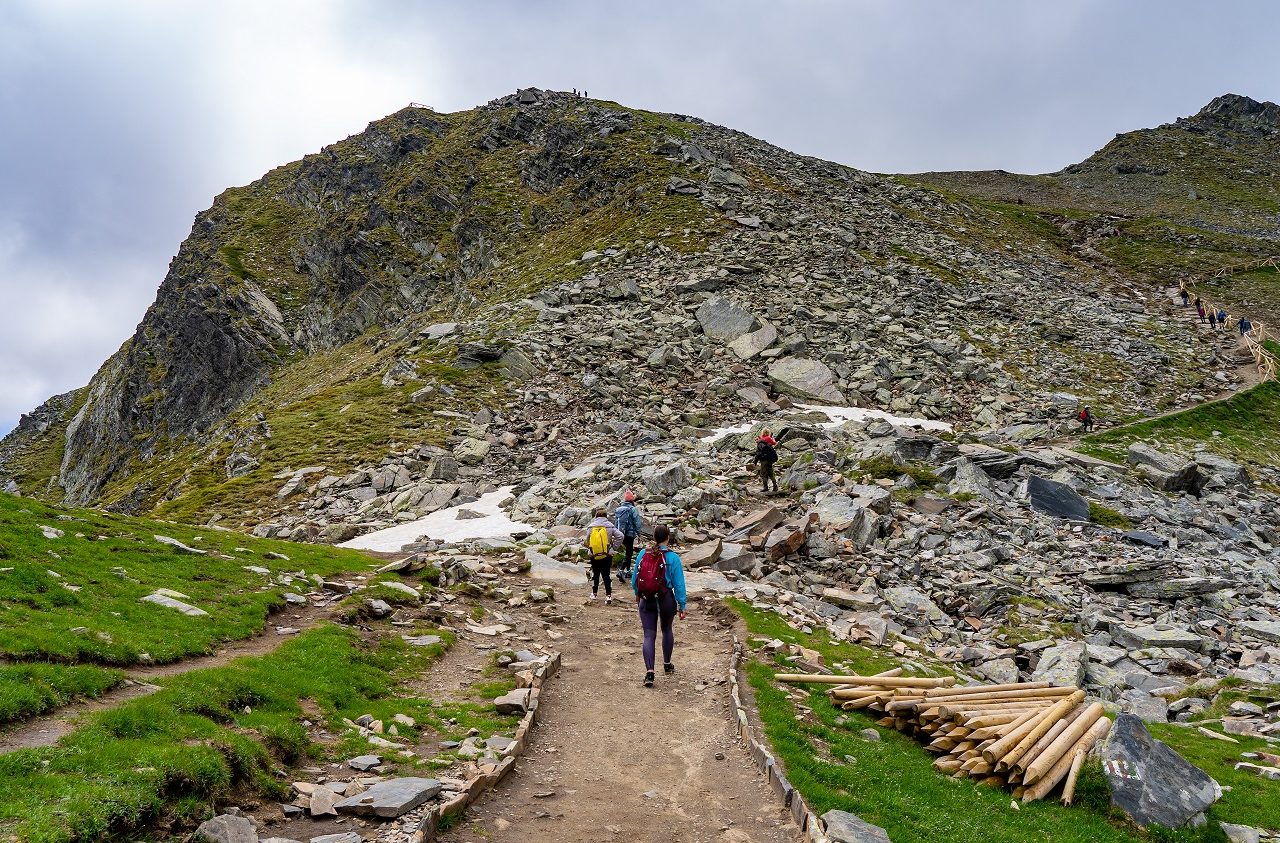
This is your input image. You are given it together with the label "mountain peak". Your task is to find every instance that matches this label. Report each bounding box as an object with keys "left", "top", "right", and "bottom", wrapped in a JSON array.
[{"left": 1186, "top": 93, "right": 1280, "bottom": 134}]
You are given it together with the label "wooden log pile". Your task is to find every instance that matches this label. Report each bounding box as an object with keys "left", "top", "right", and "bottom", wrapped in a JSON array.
[{"left": 775, "top": 672, "right": 1112, "bottom": 804}]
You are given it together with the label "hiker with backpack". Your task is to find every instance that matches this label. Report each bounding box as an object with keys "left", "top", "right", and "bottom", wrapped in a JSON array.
[
  {"left": 750, "top": 429, "right": 779, "bottom": 493},
  {"left": 585, "top": 509, "right": 623, "bottom": 604},
  {"left": 614, "top": 490, "right": 643, "bottom": 583},
  {"left": 631, "top": 524, "right": 688, "bottom": 688},
  {"left": 1078, "top": 406, "right": 1095, "bottom": 433}
]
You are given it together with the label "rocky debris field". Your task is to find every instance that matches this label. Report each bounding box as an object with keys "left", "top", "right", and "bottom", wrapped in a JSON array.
[{"left": 337, "top": 402, "right": 1280, "bottom": 743}]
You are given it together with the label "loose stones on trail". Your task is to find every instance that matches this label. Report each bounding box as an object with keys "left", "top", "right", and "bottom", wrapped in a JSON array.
[{"left": 334, "top": 777, "right": 442, "bottom": 818}]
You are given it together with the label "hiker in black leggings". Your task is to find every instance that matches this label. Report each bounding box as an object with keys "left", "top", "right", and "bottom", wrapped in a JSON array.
[{"left": 631, "top": 524, "right": 689, "bottom": 687}]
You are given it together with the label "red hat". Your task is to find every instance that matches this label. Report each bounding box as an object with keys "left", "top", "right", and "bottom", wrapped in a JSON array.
[{"left": 624, "top": 489, "right": 636, "bottom": 501}]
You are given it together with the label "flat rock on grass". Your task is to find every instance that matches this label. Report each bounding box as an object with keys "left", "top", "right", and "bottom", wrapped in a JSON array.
[
  {"left": 140, "top": 592, "right": 209, "bottom": 617},
  {"left": 334, "top": 777, "right": 442, "bottom": 817},
  {"left": 821, "top": 810, "right": 892, "bottom": 843},
  {"left": 154, "top": 534, "right": 207, "bottom": 554}
]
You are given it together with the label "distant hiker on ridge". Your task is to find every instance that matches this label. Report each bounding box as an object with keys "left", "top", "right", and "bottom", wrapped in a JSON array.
[
  {"left": 1179, "top": 285, "right": 1190, "bottom": 307},
  {"left": 1197, "top": 302, "right": 1207, "bottom": 323},
  {"left": 585, "top": 509, "right": 623, "bottom": 604},
  {"left": 751, "top": 429, "right": 779, "bottom": 493},
  {"left": 1078, "top": 406, "right": 1095, "bottom": 433},
  {"left": 614, "top": 490, "right": 642, "bottom": 583},
  {"left": 632, "top": 524, "right": 687, "bottom": 688},
  {"left": 1239, "top": 316, "right": 1254, "bottom": 336}
]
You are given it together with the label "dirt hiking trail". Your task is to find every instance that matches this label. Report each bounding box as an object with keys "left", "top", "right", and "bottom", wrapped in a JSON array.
[
  {"left": 438, "top": 592, "right": 795, "bottom": 843},
  {"left": 0, "top": 597, "right": 342, "bottom": 753}
]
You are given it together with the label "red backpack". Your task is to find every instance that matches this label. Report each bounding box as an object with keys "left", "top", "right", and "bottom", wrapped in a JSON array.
[{"left": 636, "top": 544, "right": 668, "bottom": 598}]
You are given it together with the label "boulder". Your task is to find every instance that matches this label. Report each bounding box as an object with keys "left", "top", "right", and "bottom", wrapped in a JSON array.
[
  {"left": 1112, "top": 625, "right": 1205, "bottom": 651},
  {"left": 729, "top": 321, "right": 777, "bottom": 359},
  {"left": 1239, "top": 620, "right": 1280, "bottom": 644},
  {"left": 695, "top": 296, "right": 757, "bottom": 341},
  {"left": 883, "top": 586, "right": 948, "bottom": 626},
  {"left": 1020, "top": 475, "right": 1090, "bottom": 521},
  {"left": 334, "top": 777, "right": 442, "bottom": 818},
  {"left": 643, "top": 461, "right": 691, "bottom": 497},
  {"left": 1031, "top": 641, "right": 1088, "bottom": 687},
  {"left": 712, "top": 543, "right": 758, "bottom": 574},
  {"left": 682, "top": 539, "right": 723, "bottom": 569},
  {"left": 453, "top": 438, "right": 490, "bottom": 466},
  {"left": 495, "top": 688, "right": 533, "bottom": 714},
  {"left": 194, "top": 814, "right": 259, "bottom": 843},
  {"left": 820, "top": 810, "right": 892, "bottom": 843},
  {"left": 1102, "top": 713, "right": 1220, "bottom": 828},
  {"left": 1127, "top": 444, "right": 1203, "bottom": 495},
  {"left": 767, "top": 357, "right": 846, "bottom": 404}
]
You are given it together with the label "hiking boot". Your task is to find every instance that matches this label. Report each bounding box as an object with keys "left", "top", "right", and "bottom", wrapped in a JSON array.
[
  {"left": 588, "top": 593, "right": 598, "bottom": 601},
  {"left": 663, "top": 662, "right": 675, "bottom": 675},
  {"left": 605, "top": 596, "right": 613, "bottom": 605},
  {"left": 643, "top": 671, "right": 655, "bottom": 688}
]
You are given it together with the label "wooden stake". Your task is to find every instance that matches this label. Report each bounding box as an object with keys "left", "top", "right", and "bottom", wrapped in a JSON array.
[
  {"left": 1021, "top": 703, "right": 1105, "bottom": 784},
  {"left": 1023, "top": 717, "right": 1111, "bottom": 803}
]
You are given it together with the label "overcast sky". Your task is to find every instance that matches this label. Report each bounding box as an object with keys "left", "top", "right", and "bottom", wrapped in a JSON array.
[{"left": 2, "top": 0, "right": 1277, "bottom": 438}]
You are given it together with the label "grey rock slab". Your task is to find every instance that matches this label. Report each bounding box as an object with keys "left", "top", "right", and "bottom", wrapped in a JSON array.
[
  {"left": 1020, "top": 475, "right": 1090, "bottom": 521},
  {"left": 695, "top": 296, "right": 757, "bottom": 341},
  {"left": 682, "top": 539, "right": 723, "bottom": 569},
  {"left": 334, "top": 776, "right": 442, "bottom": 818},
  {"left": 729, "top": 321, "right": 777, "bottom": 359},
  {"left": 1121, "top": 530, "right": 1167, "bottom": 548},
  {"left": 347, "top": 754, "right": 382, "bottom": 771},
  {"left": 1102, "top": 713, "right": 1220, "bottom": 828},
  {"left": 1112, "top": 625, "right": 1205, "bottom": 651},
  {"left": 882, "top": 586, "right": 948, "bottom": 626},
  {"left": 194, "top": 814, "right": 259, "bottom": 843},
  {"left": 767, "top": 356, "right": 846, "bottom": 404},
  {"left": 140, "top": 592, "right": 209, "bottom": 617},
  {"left": 1238, "top": 620, "right": 1280, "bottom": 644},
  {"left": 154, "top": 534, "right": 207, "bottom": 555},
  {"left": 1118, "top": 688, "right": 1170, "bottom": 722},
  {"left": 821, "top": 809, "right": 892, "bottom": 843},
  {"left": 1032, "top": 641, "right": 1088, "bottom": 687},
  {"left": 310, "top": 835, "right": 363, "bottom": 843},
  {"left": 1219, "top": 823, "right": 1261, "bottom": 843}
]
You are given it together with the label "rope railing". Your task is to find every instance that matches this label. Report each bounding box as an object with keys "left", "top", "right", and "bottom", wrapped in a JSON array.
[{"left": 1182, "top": 258, "right": 1280, "bottom": 383}]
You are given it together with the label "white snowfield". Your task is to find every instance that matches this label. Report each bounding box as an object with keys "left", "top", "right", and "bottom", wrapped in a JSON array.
[
  {"left": 338, "top": 486, "right": 535, "bottom": 552},
  {"left": 709, "top": 402, "right": 952, "bottom": 443}
]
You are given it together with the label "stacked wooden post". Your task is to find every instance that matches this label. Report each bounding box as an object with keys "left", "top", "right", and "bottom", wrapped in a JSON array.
[{"left": 775, "top": 673, "right": 1112, "bottom": 804}]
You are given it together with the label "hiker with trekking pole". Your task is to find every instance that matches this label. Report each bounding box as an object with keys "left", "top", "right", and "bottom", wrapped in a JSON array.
[{"left": 631, "top": 524, "right": 687, "bottom": 688}]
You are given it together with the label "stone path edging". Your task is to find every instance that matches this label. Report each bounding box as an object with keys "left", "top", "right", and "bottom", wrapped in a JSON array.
[
  {"left": 729, "top": 636, "right": 832, "bottom": 843},
  {"left": 413, "top": 650, "right": 563, "bottom": 842}
]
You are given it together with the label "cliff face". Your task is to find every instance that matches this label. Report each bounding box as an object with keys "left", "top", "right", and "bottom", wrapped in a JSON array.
[{"left": 0, "top": 89, "right": 1261, "bottom": 526}]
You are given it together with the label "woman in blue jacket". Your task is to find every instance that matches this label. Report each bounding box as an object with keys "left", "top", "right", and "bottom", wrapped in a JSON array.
[{"left": 631, "top": 524, "right": 688, "bottom": 687}]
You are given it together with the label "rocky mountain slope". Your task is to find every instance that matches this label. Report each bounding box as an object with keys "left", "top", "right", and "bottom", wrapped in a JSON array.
[
  {"left": 915, "top": 93, "right": 1280, "bottom": 323},
  {"left": 0, "top": 89, "right": 1267, "bottom": 533}
]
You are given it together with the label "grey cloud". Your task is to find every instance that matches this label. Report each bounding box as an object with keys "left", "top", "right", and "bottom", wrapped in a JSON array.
[{"left": 3, "top": 0, "right": 1279, "bottom": 436}]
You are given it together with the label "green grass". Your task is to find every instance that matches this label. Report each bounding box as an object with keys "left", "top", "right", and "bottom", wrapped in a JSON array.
[
  {"left": 1088, "top": 501, "right": 1132, "bottom": 529},
  {"left": 0, "top": 664, "right": 125, "bottom": 726},
  {"left": 0, "top": 624, "right": 454, "bottom": 843},
  {"left": 730, "top": 599, "right": 1248, "bottom": 843},
  {"left": 1150, "top": 723, "right": 1280, "bottom": 833},
  {"left": 1080, "top": 381, "right": 1280, "bottom": 467},
  {"left": 0, "top": 493, "right": 366, "bottom": 667}
]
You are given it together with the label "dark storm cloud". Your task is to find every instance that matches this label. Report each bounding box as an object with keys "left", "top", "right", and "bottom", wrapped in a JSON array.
[{"left": 2, "top": 0, "right": 1278, "bottom": 435}]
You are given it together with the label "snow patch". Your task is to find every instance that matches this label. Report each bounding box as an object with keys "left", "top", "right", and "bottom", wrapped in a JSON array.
[
  {"left": 707, "top": 403, "right": 951, "bottom": 444},
  {"left": 339, "top": 487, "right": 534, "bottom": 553}
]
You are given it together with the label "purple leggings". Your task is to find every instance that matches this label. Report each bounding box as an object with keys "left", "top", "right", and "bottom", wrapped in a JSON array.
[{"left": 638, "top": 591, "right": 677, "bottom": 671}]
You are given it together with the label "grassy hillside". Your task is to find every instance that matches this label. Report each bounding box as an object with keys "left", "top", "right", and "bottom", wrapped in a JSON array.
[{"left": 0, "top": 491, "right": 370, "bottom": 724}]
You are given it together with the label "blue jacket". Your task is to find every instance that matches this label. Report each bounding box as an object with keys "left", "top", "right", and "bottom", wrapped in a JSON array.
[
  {"left": 614, "top": 501, "right": 642, "bottom": 538},
  {"left": 631, "top": 546, "right": 687, "bottom": 611}
]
